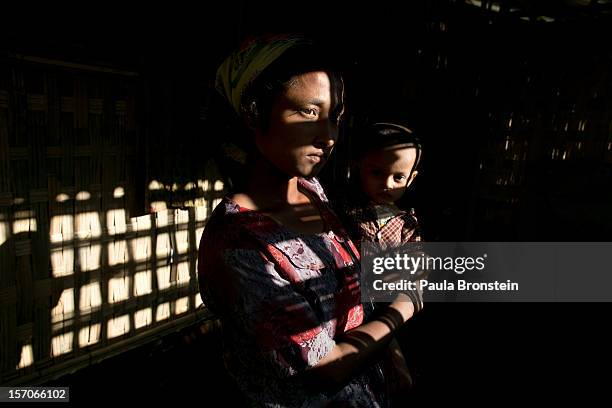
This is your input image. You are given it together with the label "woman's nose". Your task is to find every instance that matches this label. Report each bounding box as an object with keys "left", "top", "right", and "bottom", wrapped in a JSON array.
[
  {"left": 315, "top": 136, "right": 335, "bottom": 149},
  {"left": 313, "top": 120, "right": 337, "bottom": 148}
]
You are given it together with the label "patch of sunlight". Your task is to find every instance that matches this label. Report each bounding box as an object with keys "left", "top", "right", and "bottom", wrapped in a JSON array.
[
  {"left": 130, "top": 236, "right": 151, "bottom": 261},
  {"left": 156, "top": 232, "right": 171, "bottom": 257},
  {"left": 79, "top": 243, "right": 101, "bottom": 272},
  {"left": 75, "top": 212, "right": 101, "bottom": 239},
  {"left": 0, "top": 218, "right": 7, "bottom": 246},
  {"left": 134, "top": 213, "right": 152, "bottom": 231},
  {"left": 13, "top": 211, "right": 37, "bottom": 234},
  {"left": 50, "top": 214, "right": 73, "bottom": 243},
  {"left": 51, "top": 332, "right": 73, "bottom": 356},
  {"left": 176, "top": 209, "right": 189, "bottom": 225},
  {"left": 134, "top": 270, "right": 152, "bottom": 296},
  {"left": 78, "top": 323, "right": 101, "bottom": 347},
  {"left": 150, "top": 201, "right": 167, "bottom": 212},
  {"left": 108, "top": 275, "right": 130, "bottom": 303},
  {"left": 201, "top": 180, "right": 210, "bottom": 192},
  {"left": 113, "top": 186, "right": 125, "bottom": 198},
  {"left": 193, "top": 197, "right": 207, "bottom": 207},
  {"left": 13, "top": 197, "right": 25, "bottom": 205},
  {"left": 107, "top": 240, "right": 127, "bottom": 266},
  {"left": 51, "top": 247, "right": 74, "bottom": 277},
  {"left": 195, "top": 227, "right": 204, "bottom": 245},
  {"left": 106, "top": 209, "right": 127, "bottom": 235},
  {"left": 51, "top": 289, "right": 74, "bottom": 323},
  {"left": 195, "top": 206, "right": 208, "bottom": 222},
  {"left": 176, "top": 230, "right": 189, "bottom": 254},
  {"left": 177, "top": 262, "right": 190, "bottom": 285},
  {"left": 156, "top": 265, "right": 172, "bottom": 290},
  {"left": 194, "top": 293, "right": 203, "bottom": 308},
  {"left": 56, "top": 193, "right": 70, "bottom": 202},
  {"left": 76, "top": 191, "right": 91, "bottom": 201},
  {"left": 156, "top": 302, "right": 170, "bottom": 322},
  {"left": 214, "top": 180, "right": 224, "bottom": 191},
  {"left": 156, "top": 211, "right": 169, "bottom": 228},
  {"left": 107, "top": 314, "right": 130, "bottom": 339},
  {"left": 174, "top": 296, "right": 189, "bottom": 315},
  {"left": 134, "top": 308, "right": 152, "bottom": 329},
  {"left": 148, "top": 180, "right": 164, "bottom": 190},
  {"left": 17, "top": 344, "right": 34, "bottom": 369},
  {"left": 79, "top": 282, "right": 102, "bottom": 313}
]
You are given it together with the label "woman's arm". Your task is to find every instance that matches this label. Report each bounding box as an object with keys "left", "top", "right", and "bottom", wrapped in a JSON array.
[{"left": 299, "top": 294, "right": 415, "bottom": 393}]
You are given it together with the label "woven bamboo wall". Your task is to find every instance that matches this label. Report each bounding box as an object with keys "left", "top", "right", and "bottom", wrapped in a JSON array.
[
  {"left": 0, "top": 58, "right": 225, "bottom": 385},
  {"left": 326, "top": 2, "right": 612, "bottom": 240}
]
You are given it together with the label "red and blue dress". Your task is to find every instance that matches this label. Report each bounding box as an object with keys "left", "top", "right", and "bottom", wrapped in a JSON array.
[{"left": 198, "top": 177, "right": 388, "bottom": 407}]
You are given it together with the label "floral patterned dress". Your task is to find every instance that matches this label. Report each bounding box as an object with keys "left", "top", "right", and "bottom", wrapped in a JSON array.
[{"left": 197, "top": 177, "right": 388, "bottom": 408}]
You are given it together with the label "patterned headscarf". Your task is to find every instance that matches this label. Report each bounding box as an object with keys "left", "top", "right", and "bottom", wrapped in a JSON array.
[{"left": 215, "top": 34, "right": 312, "bottom": 114}]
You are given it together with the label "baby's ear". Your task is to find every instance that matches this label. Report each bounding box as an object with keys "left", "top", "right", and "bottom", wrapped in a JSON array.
[{"left": 406, "top": 170, "right": 418, "bottom": 187}]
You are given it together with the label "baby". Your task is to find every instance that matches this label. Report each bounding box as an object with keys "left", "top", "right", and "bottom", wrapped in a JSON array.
[
  {"left": 334, "top": 122, "right": 425, "bottom": 403},
  {"left": 345, "top": 122, "right": 422, "bottom": 250}
]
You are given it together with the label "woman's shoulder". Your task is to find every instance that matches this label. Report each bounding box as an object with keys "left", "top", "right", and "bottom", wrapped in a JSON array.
[{"left": 200, "top": 196, "right": 262, "bottom": 247}]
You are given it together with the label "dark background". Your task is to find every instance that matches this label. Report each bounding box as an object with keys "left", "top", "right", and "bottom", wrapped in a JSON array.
[{"left": 2, "top": 0, "right": 612, "bottom": 404}]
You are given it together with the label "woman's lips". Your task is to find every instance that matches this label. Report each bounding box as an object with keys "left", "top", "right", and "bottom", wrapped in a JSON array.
[{"left": 306, "top": 154, "right": 327, "bottom": 163}]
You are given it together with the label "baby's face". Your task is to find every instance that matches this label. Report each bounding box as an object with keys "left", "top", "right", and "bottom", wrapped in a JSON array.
[{"left": 358, "top": 146, "right": 418, "bottom": 205}]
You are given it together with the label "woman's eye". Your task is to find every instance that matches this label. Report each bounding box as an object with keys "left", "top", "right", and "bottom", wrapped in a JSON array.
[{"left": 300, "top": 108, "right": 318, "bottom": 117}]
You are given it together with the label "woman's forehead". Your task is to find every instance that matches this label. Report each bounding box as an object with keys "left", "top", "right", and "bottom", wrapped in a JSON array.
[{"left": 285, "top": 71, "right": 343, "bottom": 106}]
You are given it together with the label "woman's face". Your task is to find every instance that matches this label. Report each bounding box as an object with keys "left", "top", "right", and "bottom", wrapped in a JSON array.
[
  {"left": 358, "top": 146, "right": 418, "bottom": 205},
  {"left": 254, "top": 71, "right": 343, "bottom": 178}
]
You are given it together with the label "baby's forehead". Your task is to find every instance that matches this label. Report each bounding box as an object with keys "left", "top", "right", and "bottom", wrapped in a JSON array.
[{"left": 361, "top": 145, "right": 418, "bottom": 165}]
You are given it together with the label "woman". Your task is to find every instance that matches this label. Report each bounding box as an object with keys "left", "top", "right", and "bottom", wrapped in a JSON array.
[{"left": 198, "top": 35, "right": 421, "bottom": 407}]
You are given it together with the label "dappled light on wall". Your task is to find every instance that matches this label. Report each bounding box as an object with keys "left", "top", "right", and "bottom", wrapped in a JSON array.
[
  {"left": 107, "top": 314, "right": 130, "bottom": 340},
  {"left": 78, "top": 323, "right": 101, "bottom": 348},
  {"left": 51, "top": 289, "right": 74, "bottom": 324},
  {"left": 13, "top": 211, "right": 37, "bottom": 234},
  {"left": 156, "top": 302, "right": 171, "bottom": 322},
  {"left": 17, "top": 345, "right": 34, "bottom": 369},
  {"left": 79, "top": 282, "right": 102, "bottom": 314},
  {"left": 134, "top": 308, "right": 153, "bottom": 330},
  {"left": 51, "top": 333, "right": 73, "bottom": 357}
]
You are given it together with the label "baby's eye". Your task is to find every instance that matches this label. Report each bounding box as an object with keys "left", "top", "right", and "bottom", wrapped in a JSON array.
[{"left": 394, "top": 175, "right": 407, "bottom": 182}]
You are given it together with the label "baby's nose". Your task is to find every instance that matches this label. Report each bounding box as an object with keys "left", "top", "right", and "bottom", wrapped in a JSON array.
[{"left": 385, "top": 176, "right": 395, "bottom": 189}]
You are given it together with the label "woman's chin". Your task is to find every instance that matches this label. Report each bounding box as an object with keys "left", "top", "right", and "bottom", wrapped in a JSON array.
[{"left": 295, "top": 162, "right": 325, "bottom": 178}]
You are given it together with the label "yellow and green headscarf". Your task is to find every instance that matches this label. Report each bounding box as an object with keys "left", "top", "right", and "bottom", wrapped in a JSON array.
[{"left": 215, "top": 34, "right": 312, "bottom": 115}]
